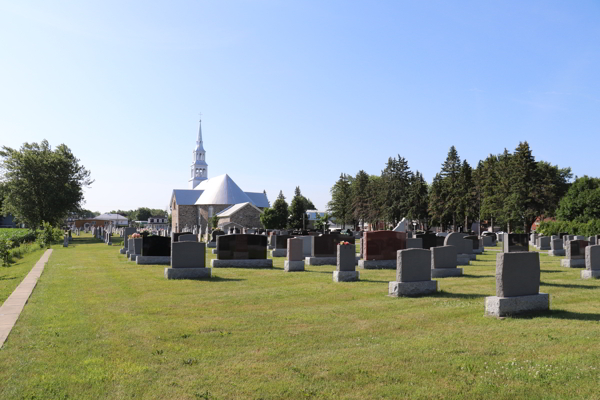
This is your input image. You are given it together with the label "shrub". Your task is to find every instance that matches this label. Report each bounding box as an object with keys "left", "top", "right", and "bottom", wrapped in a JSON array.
[
  {"left": 537, "top": 219, "right": 600, "bottom": 237},
  {"left": 36, "top": 222, "right": 63, "bottom": 248},
  {"left": 0, "top": 237, "right": 13, "bottom": 267}
]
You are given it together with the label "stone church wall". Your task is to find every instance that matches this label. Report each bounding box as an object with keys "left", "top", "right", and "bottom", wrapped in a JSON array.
[
  {"left": 219, "top": 205, "right": 263, "bottom": 229},
  {"left": 198, "top": 204, "right": 230, "bottom": 233},
  {"left": 175, "top": 205, "right": 197, "bottom": 232}
]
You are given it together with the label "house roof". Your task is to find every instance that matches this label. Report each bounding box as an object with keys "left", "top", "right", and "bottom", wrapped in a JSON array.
[
  {"left": 94, "top": 213, "right": 127, "bottom": 221},
  {"left": 216, "top": 202, "right": 262, "bottom": 217}
]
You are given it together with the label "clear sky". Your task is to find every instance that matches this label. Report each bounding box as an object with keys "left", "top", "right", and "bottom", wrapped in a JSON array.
[{"left": 1, "top": 1, "right": 599, "bottom": 213}]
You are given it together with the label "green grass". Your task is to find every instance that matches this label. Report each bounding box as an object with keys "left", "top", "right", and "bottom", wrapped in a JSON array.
[
  {"left": 0, "top": 246, "right": 47, "bottom": 304},
  {"left": 0, "top": 234, "right": 598, "bottom": 399}
]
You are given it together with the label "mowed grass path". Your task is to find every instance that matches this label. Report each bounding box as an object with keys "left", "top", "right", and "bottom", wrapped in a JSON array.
[{"left": 0, "top": 235, "right": 598, "bottom": 399}]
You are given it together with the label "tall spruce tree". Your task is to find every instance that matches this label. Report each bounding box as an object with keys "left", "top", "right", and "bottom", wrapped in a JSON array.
[
  {"left": 458, "top": 160, "right": 476, "bottom": 232},
  {"left": 439, "top": 146, "right": 462, "bottom": 229},
  {"left": 327, "top": 173, "right": 352, "bottom": 228},
  {"left": 381, "top": 155, "right": 413, "bottom": 225},
  {"left": 407, "top": 171, "right": 429, "bottom": 229},
  {"left": 351, "top": 170, "right": 370, "bottom": 229}
]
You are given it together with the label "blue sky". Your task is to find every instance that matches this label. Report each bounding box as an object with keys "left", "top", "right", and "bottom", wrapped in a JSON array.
[{"left": 1, "top": 1, "right": 599, "bottom": 213}]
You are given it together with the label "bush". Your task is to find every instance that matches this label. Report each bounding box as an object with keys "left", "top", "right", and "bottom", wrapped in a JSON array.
[
  {"left": 0, "top": 237, "right": 13, "bottom": 267},
  {"left": 36, "top": 222, "right": 63, "bottom": 248},
  {"left": 537, "top": 219, "right": 600, "bottom": 237}
]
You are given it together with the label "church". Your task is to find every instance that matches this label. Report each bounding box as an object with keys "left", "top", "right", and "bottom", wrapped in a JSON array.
[{"left": 170, "top": 120, "right": 269, "bottom": 233}]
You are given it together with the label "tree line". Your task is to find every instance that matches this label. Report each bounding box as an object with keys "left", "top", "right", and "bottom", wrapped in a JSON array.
[
  {"left": 327, "top": 142, "right": 574, "bottom": 235},
  {"left": 260, "top": 187, "right": 317, "bottom": 230}
]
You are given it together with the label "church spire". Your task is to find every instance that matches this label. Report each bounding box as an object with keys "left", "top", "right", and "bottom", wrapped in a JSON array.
[{"left": 189, "top": 118, "right": 208, "bottom": 189}]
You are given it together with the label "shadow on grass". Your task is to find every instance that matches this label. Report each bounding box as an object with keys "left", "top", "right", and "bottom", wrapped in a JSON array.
[
  {"left": 540, "top": 269, "right": 564, "bottom": 273},
  {"left": 462, "top": 273, "right": 494, "bottom": 279},
  {"left": 512, "top": 309, "right": 600, "bottom": 321},
  {"left": 204, "top": 276, "right": 246, "bottom": 282},
  {"left": 71, "top": 238, "right": 105, "bottom": 245},
  {"left": 0, "top": 276, "right": 18, "bottom": 281},
  {"left": 540, "top": 281, "right": 599, "bottom": 290},
  {"left": 435, "top": 290, "right": 488, "bottom": 299},
  {"left": 360, "top": 279, "right": 390, "bottom": 283}
]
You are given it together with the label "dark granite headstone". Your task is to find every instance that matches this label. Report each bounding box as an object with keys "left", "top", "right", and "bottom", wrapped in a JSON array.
[
  {"left": 211, "top": 230, "right": 224, "bottom": 242},
  {"left": 274, "top": 235, "right": 293, "bottom": 249},
  {"left": 464, "top": 235, "right": 479, "bottom": 250},
  {"left": 567, "top": 240, "right": 588, "bottom": 259},
  {"left": 416, "top": 233, "right": 438, "bottom": 250},
  {"left": 435, "top": 236, "right": 446, "bottom": 247},
  {"left": 363, "top": 231, "right": 406, "bottom": 260},
  {"left": 142, "top": 236, "right": 171, "bottom": 256},
  {"left": 559, "top": 232, "right": 569, "bottom": 239},
  {"left": 503, "top": 233, "right": 529, "bottom": 253},
  {"left": 311, "top": 235, "right": 356, "bottom": 258},
  {"left": 171, "top": 232, "right": 188, "bottom": 243},
  {"left": 217, "top": 234, "right": 267, "bottom": 259}
]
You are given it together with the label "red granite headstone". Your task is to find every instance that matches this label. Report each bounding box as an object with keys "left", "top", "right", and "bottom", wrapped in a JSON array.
[{"left": 363, "top": 231, "right": 406, "bottom": 261}]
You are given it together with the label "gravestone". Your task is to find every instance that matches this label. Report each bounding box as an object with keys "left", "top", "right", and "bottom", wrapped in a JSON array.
[
  {"left": 389, "top": 249, "right": 437, "bottom": 296},
  {"left": 207, "top": 229, "right": 224, "bottom": 249},
  {"left": 406, "top": 238, "right": 423, "bottom": 249},
  {"left": 416, "top": 233, "right": 438, "bottom": 250},
  {"left": 463, "top": 235, "right": 479, "bottom": 257},
  {"left": 538, "top": 236, "right": 551, "bottom": 251},
  {"left": 588, "top": 236, "right": 597, "bottom": 245},
  {"left": 359, "top": 231, "right": 406, "bottom": 269},
  {"left": 306, "top": 235, "right": 356, "bottom": 266},
  {"left": 582, "top": 244, "right": 600, "bottom": 279},
  {"left": 561, "top": 240, "right": 588, "bottom": 268},
  {"left": 485, "top": 252, "right": 549, "bottom": 317},
  {"left": 271, "top": 235, "right": 293, "bottom": 257},
  {"left": 285, "top": 238, "right": 305, "bottom": 272},
  {"left": 165, "top": 241, "right": 210, "bottom": 279},
  {"left": 63, "top": 234, "right": 68, "bottom": 248},
  {"left": 128, "top": 238, "right": 142, "bottom": 261},
  {"left": 333, "top": 244, "right": 359, "bottom": 282},
  {"left": 548, "top": 238, "right": 565, "bottom": 257},
  {"left": 212, "top": 234, "right": 272, "bottom": 268},
  {"left": 443, "top": 233, "right": 470, "bottom": 265},
  {"left": 393, "top": 218, "right": 407, "bottom": 232},
  {"left": 503, "top": 233, "right": 528, "bottom": 253},
  {"left": 121, "top": 228, "right": 136, "bottom": 256},
  {"left": 126, "top": 238, "right": 135, "bottom": 258},
  {"left": 431, "top": 245, "right": 463, "bottom": 278},
  {"left": 137, "top": 236, "right": 171, "bottom": 265},
  {"left": 178, "top": 234, "right": 197, "bottom": 242}
]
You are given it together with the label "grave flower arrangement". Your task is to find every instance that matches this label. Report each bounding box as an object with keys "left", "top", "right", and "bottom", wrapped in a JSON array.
[
  {"left": 130, "top": 233, "right": 141, "bottom": 239},
  {"left": 339, "top": 241, "right": 350, "bottom": 245}
]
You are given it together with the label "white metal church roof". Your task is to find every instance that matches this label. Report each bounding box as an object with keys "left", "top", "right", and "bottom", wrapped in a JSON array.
[{"left": 195, "top": 174, "right": 253, "bottom": 205}]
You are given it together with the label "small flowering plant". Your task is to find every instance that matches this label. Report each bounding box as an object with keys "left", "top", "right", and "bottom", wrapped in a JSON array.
[
  {"left": 130, "top": 233, "right": 141, "bottom": 239},
  {"left": 339, "top": 241, "right": 350, "bottom": 245}
]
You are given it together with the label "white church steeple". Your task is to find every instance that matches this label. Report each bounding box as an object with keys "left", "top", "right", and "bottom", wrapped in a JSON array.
[{"left": 189, "top": 119, "right": 208, "bottom": 188}]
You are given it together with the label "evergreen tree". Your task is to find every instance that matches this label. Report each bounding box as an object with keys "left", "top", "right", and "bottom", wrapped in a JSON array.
[
  {"left": 366, "top": 175, "right": 385, "bottom": 228},
  {"left": 381, "top": 155, "right": 413, "bottom": 225},
  {"left": 272, "top": 191, "right": 289, "bottom": 229},
  {"left": 351, "top": 170, "right": 370, "bottom": 229},
  {"left": 260, "top": 208, "right": 278, "bottom": 229},
  {"left": 407, "top": 171, "right": 429, "bottom": 229},
  {"left": 439, "top": 146, "right": 462, "bottom": 229},
  {"left": 428, "top": 173, "right": 452, "bottom": 229},
  {"left": 327, "top": 173, "right": 352, "bottom": 228},
  {"left": 458, "top": 160, "right": 476, "bottom": 232},
  {"left": 288, "top": 186, "right": 309, "bottom": 230}
]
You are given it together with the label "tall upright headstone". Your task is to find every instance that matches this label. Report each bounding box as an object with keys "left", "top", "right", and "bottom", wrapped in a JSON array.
[
  {"left": 485, "top": 252, "right": 549, "bottom": 317},
  {"left": 333, "top": 243, "right": 359, "bottom": 282},
  {"left": 284, "top": 238, "right": 305, "bottom": 272},
  {"left": 582, "top": 244, "right": 600, "bottom": 279},
  {"left": 388, "top": 249, "right": 437, "bottom": 297}
]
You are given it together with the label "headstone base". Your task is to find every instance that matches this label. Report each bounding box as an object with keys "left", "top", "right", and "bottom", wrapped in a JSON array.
[
  {"left": 212, "top": 249, "right": 218, "bottom": 254},
  {"left": 431, "top": 268, "right": 463, "bottom": 278},
  {"left": 548, "top": 249, "right": 565, "bottom": 257},
  {"left": 136, "top": 256, "right": 171, "bottom": 265},
  {"left": 485, "top": 293, "right": 549, "bottom": 317},
  {"left": 388, "top": 280, "right": 437, "bottom": 297},
  {"left": 211, "top": 259, "right": 273, "bottom": 268},
  {"left": 284, "top": 260, "right": 305, "bottom": 272},
  {"left": 473, "top": 248, "right": 483, "bottom": 254},
  {"left": 270, "top": 249, "right": 287, "bottom": 258},
  {"left": 358, "top": 259, "right": 396, "bottom": 269},
  {"left": 129, "top": 254, "right": 138, "bottom": 262},
  {"left": 539, "top": 246, "right": 550, "bottom": 251},
  {"left": 333, "top": 270, "right": 359, "bottom": 282},
  {"left": 207, "top": 242, "right": 216, "bottom": 248},
  {"left": 469, "top": 254, "right": 476, "bottom": 260},
  {"left": 120, "top": 248, "right": 126, "bottom": 254},
  {"left": 457, "top": 255, "right": 471, "bottom": 265},
  {"left": 107, "top": 242, "right": 112, "bottom": 246},
  {"left": 164, "top": 267, "right": 211, "bottom": 280},
  {"left": 305, "top": 257, "right": 337, "bottom": 266},
  {"left": 561, "top": 259, "right": 585, "bottom": 268},
  {"left": 581, "top": 270, "right": 600, "bottom": 279}
]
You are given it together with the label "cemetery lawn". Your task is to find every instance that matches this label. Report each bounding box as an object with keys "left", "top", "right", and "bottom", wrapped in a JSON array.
[
  {"left": 0, "top": 235, "right": 599, "bottom": 400},
  {"left": 0, "top": 246, "right": 47, "bottom": 304}
]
